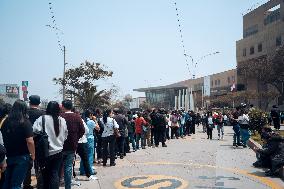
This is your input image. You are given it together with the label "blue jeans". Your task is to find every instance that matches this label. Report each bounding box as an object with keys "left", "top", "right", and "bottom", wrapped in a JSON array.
[
  {"left": 233, "top": 124, "right": 241, "bottom": 145},
  {"left": 128, "top": 133, "right": 136, "bottom": 151},
  {"left": 217, "top": 125, "right": 224, "bottom": 137},
  {"left": 80, "top": 138, "right": 95, "bottom": 175},
  {"left": 179, "top": 124, "right": 184, "bottom": 136},
  {"left": 87, "top": 138, "right": 95, "bottom": 174},
  {"left": 3, "top": 154, "right": 31, "bottom": 189},
  {"left": 240, "top": 128, "right": 250, "bottom": 146},
  {"left": 136, "top": 133, "right": 145, "bottom": 149},
  {"left": 62, "top": 151, "right": 75, "bottom": 189}
]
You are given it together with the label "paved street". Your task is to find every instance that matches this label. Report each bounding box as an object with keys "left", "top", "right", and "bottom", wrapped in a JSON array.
[{"left": 67, "top": 126, "right": 284, "bottom": 189}]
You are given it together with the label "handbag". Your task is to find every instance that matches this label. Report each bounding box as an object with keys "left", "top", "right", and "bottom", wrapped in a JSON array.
[
  {"left": 208, "top": 124, "right": 215, "bottom": 129},
  {"left": 112, "top": 119, "right": 121, "bottom": 138},
  {"left": 33, "top": 116, "right": 49, "bottom": 169},
  {"left": 142, "top": 124, "right": 148, "bottom": 132}
]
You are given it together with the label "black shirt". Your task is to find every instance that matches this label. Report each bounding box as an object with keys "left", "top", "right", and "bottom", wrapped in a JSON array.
[
  {"left": 113, "top": 114, "right": 128, "bottom": 135},
  {"left": 28, "top": 108, "right": 45, "bottom": 125},
  {"left": 1, "top": 119, "right": 33, "bottom": 157}
]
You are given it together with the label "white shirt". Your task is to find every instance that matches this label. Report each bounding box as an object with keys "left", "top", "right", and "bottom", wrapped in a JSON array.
[
  {"left": 208, "top": 117, "right": 213, "bottom": 125},
  {"left": 100, "top": 117, "right": 119, "bottom": 137},
  {"left": 238, "top": 114, "right": 249, "bottom": 125},
  {"left": 78, "top": 119, "right": 89, "bottom": 144},
  {"left": 33, "top": 115, "right": 68, "bottom": 156}
]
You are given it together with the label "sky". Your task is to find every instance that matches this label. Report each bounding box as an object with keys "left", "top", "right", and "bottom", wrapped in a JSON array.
[{"left": 0, "top": 0, "right": 268, "bottom": 101}]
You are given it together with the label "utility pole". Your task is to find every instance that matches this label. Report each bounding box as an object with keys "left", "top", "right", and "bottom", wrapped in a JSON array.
[
  {"left": 202, "top": 85, "right": 204, "bottom": 109},
  {"left": 63, "top": 46, "right": 66, "bottom": 101}
]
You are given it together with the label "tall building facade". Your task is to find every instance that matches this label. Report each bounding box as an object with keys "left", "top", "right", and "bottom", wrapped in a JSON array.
[{"left": 236, "top": 0, "right": 284, "bottom": 109}]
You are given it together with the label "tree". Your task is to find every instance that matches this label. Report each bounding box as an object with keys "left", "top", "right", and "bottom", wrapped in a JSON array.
[
  {"left": 140, "top": 101, "right": 152, "bottom": 111},
  {"left": 123, "top": 94, "right": 133, "bottom": 109},
  {"left": 238, "top": 45, "right": 284, "bottom": 106},
  {"left": 53, "top": 61, "right": 113, "bottom": 110},
  {"left": 110, "top": 100, "right": 128, "bottom": 113}
]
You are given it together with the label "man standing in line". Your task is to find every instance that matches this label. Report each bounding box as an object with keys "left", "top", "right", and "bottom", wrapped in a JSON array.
[
  {"left": 24, "top": 95, "right": 45, "bottom": 189},
  {"left": 113, "top": 109, "right": 128, "bottom": 159},
  {"left": 150, "top": 109, "right": 158, "bottom": 147},
  {"left": 60, "top": 100, "right": 85, "bottom": 189},
  {"left": 154, "top": 109, "right": 167, "bottom": 147}
]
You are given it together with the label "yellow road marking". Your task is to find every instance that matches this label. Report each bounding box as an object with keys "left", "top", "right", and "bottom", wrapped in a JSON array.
[{"left": 137, "top": 162, "right": 282, "bottom": 189}]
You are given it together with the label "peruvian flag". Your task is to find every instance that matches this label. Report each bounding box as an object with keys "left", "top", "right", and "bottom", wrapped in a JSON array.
[{"left": 231, "top": 82, "right": 236, "bottom": 92}]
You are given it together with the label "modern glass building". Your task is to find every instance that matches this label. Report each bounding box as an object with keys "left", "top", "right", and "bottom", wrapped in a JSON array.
[{"left": 134, "top": 69, "right": 236, "bottom": 110}]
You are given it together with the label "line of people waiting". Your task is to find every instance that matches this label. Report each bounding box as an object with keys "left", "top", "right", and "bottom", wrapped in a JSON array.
[{"left": 0, "top": 96, "right": 205, "bottom": 189}]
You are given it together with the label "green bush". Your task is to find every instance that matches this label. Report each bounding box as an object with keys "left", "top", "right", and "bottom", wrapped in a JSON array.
[{"left": 248, "top": 108, "right": 268, "bottom": 133}]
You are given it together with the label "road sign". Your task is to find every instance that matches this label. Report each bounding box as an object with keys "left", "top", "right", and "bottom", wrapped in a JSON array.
[
  {"left": 6, "top": 86, "right": 19, "bottom": 95},
  {"left": 22, "top": 81, "right": 29, "bottom": 87}
]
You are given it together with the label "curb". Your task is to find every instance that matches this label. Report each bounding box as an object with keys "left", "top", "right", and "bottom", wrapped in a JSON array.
[
  {"left": 247, "top": 138, "right": 262, "bottom": 152},
  {"left": 247, "top": 138, "right": 284, "bottom": 180}
]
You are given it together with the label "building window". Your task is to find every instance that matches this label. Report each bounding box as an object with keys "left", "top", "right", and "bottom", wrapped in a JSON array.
[
  {"left": 243, "top": 48, "right": 246, "bottom": 57},
  {"left": 215, "top": 80, "right": 217, "bottom": 86},
  {"left": 227, "top": 77, "right": 231, "bottom": 84},
  {"left": 244, "top": 25, "right": 258, "bottom": 38},
  {"left": 218, "top": 79, "right": 221, "bottom": 86},
  {"left": 264, "top": 5, "right": 280, "bottom": 25},
  {"left": 276, "top": 36, "right": 282, "bottom": 46},
  {"left": 250, "top": 46, "right": 254, "bottom": 55},
  {"left": 211, "top": 80, "right": 213, "bottom": 86},
  {"left": 258, "top": 43, "right": 262, "bottom": 52}
]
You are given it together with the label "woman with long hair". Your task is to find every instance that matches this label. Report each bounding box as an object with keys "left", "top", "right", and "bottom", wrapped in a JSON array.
[
  {"left": 33, "top": 101, "right": 68, "bottom": 189},
  {"left": 1, "top": 100, "right": 35, "bottom": 189},
  {"left": 100, "top": 109, "right": 119, "bottom": 166}
]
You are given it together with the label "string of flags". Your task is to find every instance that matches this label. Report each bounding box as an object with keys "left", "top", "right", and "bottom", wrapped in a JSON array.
[
  {"left": 46, "top": 1, "right": 64, "bottom": 52},
  {"left": 241, "top": 0, "right": 269, "bottom": 16},
  {"left": 173, "top": 2, "right": 219, "bottom": 79},
  {"left": 174, "top": 2, "right": 193, "bottom": 78},
  {"left": 193, "top": 51, "right": 219, "bottom": 69}
]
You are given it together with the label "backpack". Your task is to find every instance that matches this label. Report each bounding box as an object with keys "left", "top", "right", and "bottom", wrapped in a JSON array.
[{"left": 34, "top": 116, "right": 49, "bottom": 168}]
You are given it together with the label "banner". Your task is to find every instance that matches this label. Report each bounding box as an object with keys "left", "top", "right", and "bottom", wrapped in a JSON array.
[{"left": 203, "top": 76, "right": 211, "bottom": 96}]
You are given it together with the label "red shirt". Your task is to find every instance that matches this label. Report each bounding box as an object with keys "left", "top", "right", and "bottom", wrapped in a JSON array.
[{"left": 135, "top": 117, "right": 147, "bottom": 134}]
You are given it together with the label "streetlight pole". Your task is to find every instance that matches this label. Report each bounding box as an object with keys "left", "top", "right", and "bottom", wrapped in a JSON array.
[{"left": 63, "top": 46, "right": 66, "bottom": 101}]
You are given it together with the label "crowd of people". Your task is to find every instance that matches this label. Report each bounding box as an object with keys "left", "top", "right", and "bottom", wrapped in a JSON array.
[{"left": 0, "top": 96, "right": 283, "bottom": 189}]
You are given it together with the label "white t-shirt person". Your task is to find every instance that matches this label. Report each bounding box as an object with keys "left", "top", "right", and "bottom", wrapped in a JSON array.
[
  {"left": 100, "top": 117, "right": 119, "bottom": 138},
  {"left": 33, "top": 115, "right": 68, "bottom": 156}
]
